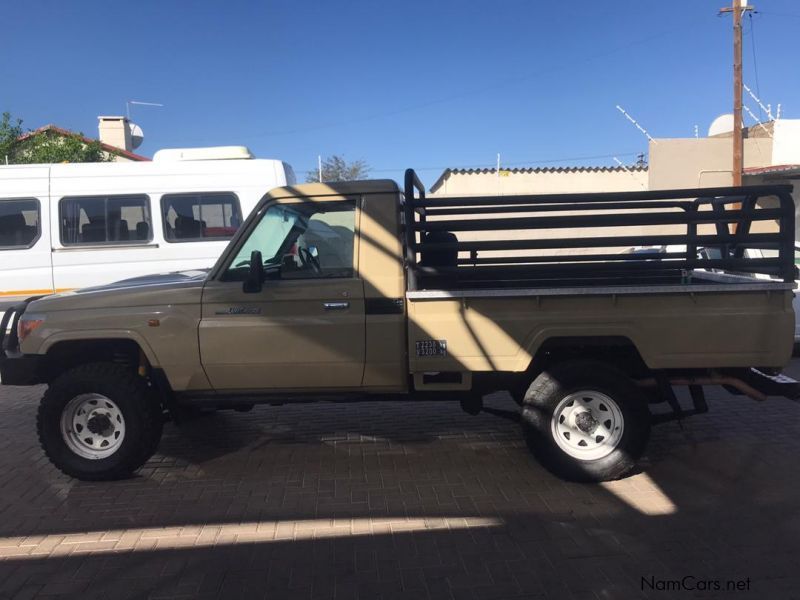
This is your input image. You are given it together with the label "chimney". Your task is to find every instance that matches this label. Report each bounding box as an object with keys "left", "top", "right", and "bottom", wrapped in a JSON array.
[{"left": 97, "top": 116, "right": 132, "bottom": 151}]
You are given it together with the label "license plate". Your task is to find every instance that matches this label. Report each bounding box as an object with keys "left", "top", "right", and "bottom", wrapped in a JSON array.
[{"left": 416, "top": 340, "right": 447, "bottom": 357}]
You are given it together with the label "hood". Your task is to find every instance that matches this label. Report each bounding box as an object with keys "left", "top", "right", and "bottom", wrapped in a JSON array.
[
  {"left": 75, "top": 270, "right": 209, "bottom": 294},
  {"left": 29, "top": 270, "right": 208, "bottom": 313}
]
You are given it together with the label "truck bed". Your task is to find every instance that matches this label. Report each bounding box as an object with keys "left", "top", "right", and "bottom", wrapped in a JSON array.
[
  {"left": 401, "top": 171, "right": 796, "bottom": 377},
  {"left": 402, "top": 170, "right": 796, "bottom": 293}
]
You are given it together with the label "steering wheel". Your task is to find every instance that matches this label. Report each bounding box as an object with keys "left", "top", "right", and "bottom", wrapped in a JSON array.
[{"left": 297, "top": 247, "right": 322, "bottom": 274}]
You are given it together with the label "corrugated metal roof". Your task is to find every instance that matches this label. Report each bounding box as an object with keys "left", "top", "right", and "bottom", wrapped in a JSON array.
[
  {"left": 744, "top": 164, "right": 800, "bottom": 177},
  {"left": 447, "top": 165, "right": 647, "bottom": 175},
  {"left": 430, "top": 165, "right": 648, "bottom": 192}
]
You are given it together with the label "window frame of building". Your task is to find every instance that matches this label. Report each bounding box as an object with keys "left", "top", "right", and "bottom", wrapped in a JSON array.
[
  {"left": 59, "top": 194, "right": 153, "bottom": 247},
  {"left": 0, "top": 198, "right": 41, "bottom": 251},
  {"left": 160, "top": 192, "right": 243, "bottom": 244}
]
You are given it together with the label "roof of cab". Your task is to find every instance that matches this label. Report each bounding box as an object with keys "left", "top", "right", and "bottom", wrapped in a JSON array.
[{"left": 266, "top": 179, "right": 399, "bottom": 199}]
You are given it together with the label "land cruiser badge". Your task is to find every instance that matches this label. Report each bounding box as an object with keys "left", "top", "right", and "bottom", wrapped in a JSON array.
[{"left": 215, "top": 307, "right": 262, "bottom": 315}]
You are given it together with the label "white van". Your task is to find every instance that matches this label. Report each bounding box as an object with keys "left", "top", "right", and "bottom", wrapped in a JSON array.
[{"left": 0, "top": 147, "right": 295, "bottom": 311}]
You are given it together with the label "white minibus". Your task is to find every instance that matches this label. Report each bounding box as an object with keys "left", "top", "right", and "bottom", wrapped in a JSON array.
[{"left": 0, "top": 147, "right": 295, "bottom": 311}]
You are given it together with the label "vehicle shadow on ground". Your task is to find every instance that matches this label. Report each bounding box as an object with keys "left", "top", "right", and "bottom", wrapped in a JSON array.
[
  {"left": 0, "top": 389, "right": 799, "bottom": 599},
  {"left": 157, "top": 393, "right": 521, "bottom": 467}
]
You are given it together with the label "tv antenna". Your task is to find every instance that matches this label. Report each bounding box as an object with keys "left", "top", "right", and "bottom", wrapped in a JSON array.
[{"left": 126, "top": 100, "right": 164, "bottom": 120}]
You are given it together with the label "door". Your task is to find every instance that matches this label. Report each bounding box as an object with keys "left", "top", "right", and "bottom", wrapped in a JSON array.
[{"left": 199, "top": 198, "right": 365, "bottom": 390}]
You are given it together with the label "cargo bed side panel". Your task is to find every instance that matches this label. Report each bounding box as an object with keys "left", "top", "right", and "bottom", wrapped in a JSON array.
[{"left": 407, "top": 290, "right": 793, "bottom": 373}]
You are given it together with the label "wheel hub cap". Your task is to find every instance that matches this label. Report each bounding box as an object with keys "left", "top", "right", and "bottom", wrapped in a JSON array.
[
  {"left": 574, "top": 411, "right": 599, "bottom": 434},
  {"left": 86, "top": 413, "right": 113, "bottom": 436},
  {"left": 551, "top": 390, "right": 624, "bottom": 461},
  {"left": 60, "top": 394, "right": 126, "bottom": 460}
]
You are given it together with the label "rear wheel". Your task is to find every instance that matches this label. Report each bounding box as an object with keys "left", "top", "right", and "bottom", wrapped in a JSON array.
[
  {"left": 520, "top": 360, "right": 650, "bottom": 482},
  {"left": 37, "top": 363, "right": 163, "bottom": 481}
]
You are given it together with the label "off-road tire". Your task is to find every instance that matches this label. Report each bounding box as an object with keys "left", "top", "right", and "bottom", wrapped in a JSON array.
[
  {"left": 37, "top": 362, "right": 163, "bottom": 481},
  {"left": 521, "top": 359, "right": 650, "bottom": 482}
]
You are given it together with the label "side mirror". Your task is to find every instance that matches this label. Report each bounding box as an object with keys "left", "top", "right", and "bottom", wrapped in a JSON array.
[{"left": 243, "top": 250, "right": 265, "bottom": 293}]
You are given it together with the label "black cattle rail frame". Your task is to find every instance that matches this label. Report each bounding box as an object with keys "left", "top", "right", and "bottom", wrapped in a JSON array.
[{"left": 403, "top": 168, "right": 796, "bottom": 291}]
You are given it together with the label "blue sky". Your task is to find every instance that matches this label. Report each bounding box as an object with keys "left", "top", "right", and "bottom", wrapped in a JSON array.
[{"left": 3, "top": 0, "right": 799, "bottom": 186}]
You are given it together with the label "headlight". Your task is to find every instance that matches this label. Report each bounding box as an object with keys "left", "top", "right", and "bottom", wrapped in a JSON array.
[{"left": 18, "top": 318, "right": 44, "bottom": 343}]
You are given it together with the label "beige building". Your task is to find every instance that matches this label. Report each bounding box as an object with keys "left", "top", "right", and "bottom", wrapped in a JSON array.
[
  {"left": 648, "top": 120, "right": 800, "bottom": 231},
  {"left": 430, "top": 165, "right": 648, "bottom": 197},
  {"left": 648, "top": 119, "right": 800, "bottom": 190},
  {"left": 430, "top": 119, "right": 799, "bottom": 200}
]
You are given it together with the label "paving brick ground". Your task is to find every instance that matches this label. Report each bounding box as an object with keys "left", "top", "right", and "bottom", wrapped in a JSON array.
[{"left": 1, "top": 363, "right": 800, "bottom": 600}]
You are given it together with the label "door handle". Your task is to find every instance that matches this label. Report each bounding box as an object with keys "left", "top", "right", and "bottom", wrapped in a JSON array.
[{"left": 323, "top": 301, "right": 350, "bottom": 310}]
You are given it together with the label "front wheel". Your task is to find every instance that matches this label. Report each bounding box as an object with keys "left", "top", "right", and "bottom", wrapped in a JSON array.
[
  {"left": 37, "top": 363, "right": 163, "bottom": 481},
  {"left": 521, "top": 360, "right": 650, "bottom": 482}
]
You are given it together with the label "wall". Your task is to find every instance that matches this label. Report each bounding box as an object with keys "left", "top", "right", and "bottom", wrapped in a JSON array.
[
  {"left": 648, "top": 137, "right": 774, "bottom": 190},
  {"left": 773, "top": 120, "right": 800, "bottom": 166},
  {"left": 426, "top": 168, "right": 670, "bottom": 260}
]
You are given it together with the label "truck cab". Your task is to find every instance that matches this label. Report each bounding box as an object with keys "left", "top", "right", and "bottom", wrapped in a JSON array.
[{"left": 198, "top": 179, "right": 408, "bottom": 393}]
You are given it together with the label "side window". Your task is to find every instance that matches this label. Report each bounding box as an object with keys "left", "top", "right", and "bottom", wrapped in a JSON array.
[
  {"left": 0, "top": 198, "right": 40, "bottom": 249},
  {"left": 226, "top": 200, "right": 356, "bottom": 281},
  {"left": 161, "top": 193, "right": 242, "bottom": 242},
  {"left": 60, "top": 195, "right": 151, "bottom": 245}
]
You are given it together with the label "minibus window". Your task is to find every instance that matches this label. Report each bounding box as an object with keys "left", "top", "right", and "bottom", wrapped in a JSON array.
[
  {"left": 161, "top": 193, "right": 242, "bottom": 242},
  {"left": 60, "top": 195, "right": 151, "bottom": 245},
  {"left": 0, "top": 199, "right": 40, "bottom": 249}
]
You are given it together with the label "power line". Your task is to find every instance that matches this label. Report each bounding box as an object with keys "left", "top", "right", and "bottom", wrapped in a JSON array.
[{"left": 754, "top": 11, "right": 800, "bottom": 18}]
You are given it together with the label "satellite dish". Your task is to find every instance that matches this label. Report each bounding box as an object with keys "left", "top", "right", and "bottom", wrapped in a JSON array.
[
  {"left": 708, "top": 114, "right": 734, "bottom": 137},
  {"left": 129, "top": 122, "right": 144, "bottom": 149}
]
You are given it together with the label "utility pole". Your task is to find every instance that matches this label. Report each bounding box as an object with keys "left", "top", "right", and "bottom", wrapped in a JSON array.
[{"left": 720, "top": 0, "right": 753, "bottom": 186}]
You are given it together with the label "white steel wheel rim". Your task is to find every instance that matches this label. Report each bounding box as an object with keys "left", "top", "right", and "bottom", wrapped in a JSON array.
[
  {"left": 551, "top": 390, "right": 624, "bottom": 461},
  {"left": 60, "top": 393, "right": 126, "bottom": 460}
]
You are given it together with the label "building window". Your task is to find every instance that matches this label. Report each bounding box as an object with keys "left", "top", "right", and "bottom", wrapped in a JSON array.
[
  {"left": 161, "top": 193, "right": 242, "bottom": 242},
  {"left": 60, "top": 195, "right": 151, "bottom": 245},
  {"left": 0, "top": 198, "right": 40, "bottom": 249}
]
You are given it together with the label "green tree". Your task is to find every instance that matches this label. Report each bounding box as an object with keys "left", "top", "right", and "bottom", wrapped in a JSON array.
[
  {"left": 0, "top": 111, "right": 114, "bottom": 164},
  {"left": 306, "top": 155, "right": 370, "bottom": 183},
  {"left": 0, "top": 112, "right": 24, "bottom": 164}
]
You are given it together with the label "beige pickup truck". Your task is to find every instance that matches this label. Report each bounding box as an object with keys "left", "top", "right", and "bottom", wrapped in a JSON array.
[{"left": 1, "top": 171, "right": 798, "bottom": 482}]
